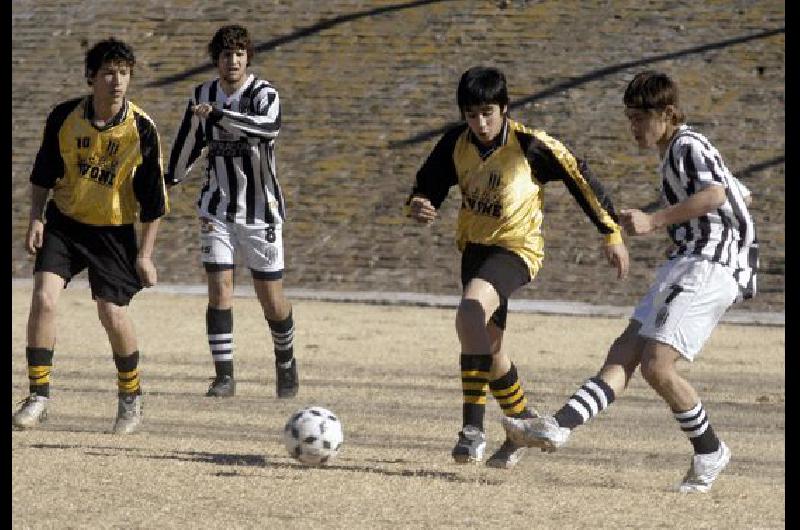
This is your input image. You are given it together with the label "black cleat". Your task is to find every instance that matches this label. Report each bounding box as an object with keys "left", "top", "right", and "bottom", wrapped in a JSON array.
[
  {"left": 206, "top": 375, "right": 236, "bottom": 397},
  {"left": 276, "top": 359, "right": 299, "bottom": 398}
]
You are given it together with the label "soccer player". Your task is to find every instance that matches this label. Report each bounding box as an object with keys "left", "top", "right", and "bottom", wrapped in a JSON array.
[
  {"left": 502, "top": 71, "right": 758, "bottom": 493},
  {"left": 406, "top": 66, "right": 629, "bottom": 468},
  {"left": 165, "top": 25, "right": 298, "bottom": 398},
  {"left": 12, "top": 38, "right": 169, "bottom": 434}
]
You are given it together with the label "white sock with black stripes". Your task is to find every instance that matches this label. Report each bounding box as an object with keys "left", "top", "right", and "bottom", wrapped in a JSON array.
[{"left": 553, "top": 376, "right": 616, "bottom": 429}]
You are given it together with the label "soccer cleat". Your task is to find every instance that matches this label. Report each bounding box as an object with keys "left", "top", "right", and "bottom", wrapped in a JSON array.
[
  {"left": 485, "top": 438, "right": 526, "bottom": 469},
  {"left": 451, "top": 425, "right": 487, "bottom": 463},
  {"left": 501, "top": 415, "right": 571, "bottom": 452},
  {"left": 112, "top": 394, "right": 143, "bottom": 435},
  {"left": 276, "top": 359, "right": 299, "bottom": 398},
  {"left": 677, "top": 441, "right": 731, "bottom": 493},
  {"left": 206, "top": 375, "right": 236, "bottom": 397},
  {"left": 12, "top": 394, "right": 49, "bottom": 430}
]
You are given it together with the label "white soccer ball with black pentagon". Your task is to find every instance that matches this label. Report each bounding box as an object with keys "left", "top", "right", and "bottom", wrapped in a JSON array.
[{"left": 283, "top": 406, "right": 343, "bottom": 465}]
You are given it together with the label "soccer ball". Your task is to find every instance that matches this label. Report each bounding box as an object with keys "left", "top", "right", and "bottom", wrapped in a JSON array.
[{"left": 283, "top": 406, "right": 343, "bottom": 465}]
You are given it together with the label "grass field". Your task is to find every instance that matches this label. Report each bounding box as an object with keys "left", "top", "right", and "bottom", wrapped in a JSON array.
[{"left": 12, "top": 283, "right": 785, "bottom": 528}]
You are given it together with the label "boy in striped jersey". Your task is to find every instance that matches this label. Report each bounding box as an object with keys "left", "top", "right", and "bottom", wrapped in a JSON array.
[
  {"left": 503, "top": 71, "right": 758, "bottom": 493},
  {"left": 13, "top": 38, "right": 169, "bottom": 434},
  {"left": 165, "top": 25, "right": 298, "bottom": 399},
  {"left": 406, "top": 66, "right": 629, "bottom": 468}
]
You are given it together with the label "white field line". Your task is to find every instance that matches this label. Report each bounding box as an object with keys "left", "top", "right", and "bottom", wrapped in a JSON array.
[{"left": 10, "top": 278, "right": 785, "bottom": 327}]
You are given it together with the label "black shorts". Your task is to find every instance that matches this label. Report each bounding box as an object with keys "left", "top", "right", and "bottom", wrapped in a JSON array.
[
  {"left": 34, "top": 203, "right": 142, "bottom": 306},
  {"left": 460, "top": 242, "right": 531, "bottom": 330}
]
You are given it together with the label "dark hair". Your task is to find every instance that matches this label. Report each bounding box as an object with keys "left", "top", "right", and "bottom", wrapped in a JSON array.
[
  {"left": 623, "top": 71, "right": 686, "bottom": 123},
  {"left": 208, "top": 25, "right": 255, "bottom": 66},
  {"left": 85, "top": 38, "right": 135, "bottom": 84},
  {"left": 457, "top": 66, "right": 509, "bottom": 114}
]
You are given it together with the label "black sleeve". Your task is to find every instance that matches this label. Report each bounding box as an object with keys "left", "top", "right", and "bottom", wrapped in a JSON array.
[
  {"left": 405, "top": 125, "right": 464, "bottom": 209},
  {"left": 133, "top": 113, "right": 168, "bottom": 222},
  {"left": 522, "top": 130, "right": 621, "bottom": 233},
  {"left": 29, "top": 100, "right": 79, "bottom": 188}
]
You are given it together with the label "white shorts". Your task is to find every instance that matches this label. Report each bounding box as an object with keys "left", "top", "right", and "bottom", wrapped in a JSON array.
[
  {"left": 199, "top": 216, "right": 284, "bottom": 279},
  {"left": 632, "top": 256, "right": 738, "bottom": 361}
]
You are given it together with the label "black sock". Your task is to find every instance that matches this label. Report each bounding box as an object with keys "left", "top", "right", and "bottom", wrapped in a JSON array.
[
  {"left": 673, "top": 402, "right": 721, "bottom": 454},
  {"left": 489, "top": 363, "right": 532, "bottom": 418},
  {"left": 207, "top": 307, "right": 234, "bottom": 378},
  {"left": 113, "top": 351, "right": 141, "bottom": 396},
  {"left": 26, "top": 347, "right": 54, "bottom": 398},
  {"left": 460, "top": 354, "right": 492, "bottom": 430},
  {"left": 267, "top": 310, "right": 295, "bottom": 365}
]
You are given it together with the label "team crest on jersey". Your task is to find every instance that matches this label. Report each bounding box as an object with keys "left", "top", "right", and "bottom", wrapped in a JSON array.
[
  {"left": 462, "top": 170, "right": 503, "bottom": 218},
  {"left": 77, "top": 149, "right": 119, "bottom": 187},
  {"left": 655, "top": 306, "right": 670, "bottom": 328},
  {"left": 263, "top": 244, "right": 279, "bottom": 265}
]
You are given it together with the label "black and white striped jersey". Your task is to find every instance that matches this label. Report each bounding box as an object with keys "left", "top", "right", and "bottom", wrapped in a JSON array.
[
  {"left": 660, "top": 124, "right": 758, "bottom": 300},
  {"left": 166, "top": 74, "right": 283, "bottom": 226}
]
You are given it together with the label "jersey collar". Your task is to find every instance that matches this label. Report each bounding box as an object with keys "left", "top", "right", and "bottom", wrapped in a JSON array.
[
  {"left": 468, "top": 117, "right": 509, "bottom": 160},
  {"left": 84, "top": 96, "right": 128, "bottom": 130}
]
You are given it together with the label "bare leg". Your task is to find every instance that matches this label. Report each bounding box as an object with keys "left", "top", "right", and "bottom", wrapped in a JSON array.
[
  {"left": 207, "top": 269, "right": 235, "bottom": 310},
  {"left": 639, "top": 340, "right": 699, "bottom": 412},
  {"left": 26, "top": 271, "right": 66, "bottom": 349},
  {"left": 96, "top": 299, "right": 138, "bottom": 355},
  {"left": 253, "top": 277, "right": 291, "bottom": 321}
]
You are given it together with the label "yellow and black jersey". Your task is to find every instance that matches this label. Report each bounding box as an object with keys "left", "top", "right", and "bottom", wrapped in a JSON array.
[
  {"left": 30, "top": 96, "right": 169, "bottom": 226},
  {"left": 406, "top": 118, "right": 622, "bottom": 278}
]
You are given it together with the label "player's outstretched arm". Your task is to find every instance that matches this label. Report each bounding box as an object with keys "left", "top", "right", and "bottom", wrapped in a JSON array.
[{"left": 620, "top": 185, "right": 726, "bottom": 236}]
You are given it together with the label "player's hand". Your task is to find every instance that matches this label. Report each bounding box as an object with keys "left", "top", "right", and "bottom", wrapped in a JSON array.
[
  {"left": 619, "top": 208, "right": 656, "bottom": 236},
  {"left": 409, "top": 196, "right": 437, "bottom": 224},
  {"left": 135, "top": 256, "right": 158, "bottom": 288},
  {"left": 25, "top": 219, "right": 44, "bottom": 255},
  {"left": 604, "top": 242, "right": 629, "bottom": 280},
  {"left": 191, "top": 103, "right": 214, "bottom": 119}
]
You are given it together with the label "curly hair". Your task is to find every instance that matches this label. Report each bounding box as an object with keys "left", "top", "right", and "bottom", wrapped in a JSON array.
[
  {"left": 208, "top": 25, "right": 254, "bottom": 66},
  {"left": 85, "top": 38, "right": 136, "bottom": 85}
]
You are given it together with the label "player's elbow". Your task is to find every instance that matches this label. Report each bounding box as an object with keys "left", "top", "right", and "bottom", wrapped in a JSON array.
[{"left": 706, "top": 185, "right": 727, "bottom": 208}]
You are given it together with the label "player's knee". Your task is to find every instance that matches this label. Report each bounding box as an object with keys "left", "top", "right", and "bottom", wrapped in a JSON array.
[
  {"left": 639, "top": 356, "right": 672, "bottom": 389},
  {"left": 455, "top": 299, "right": 486, "bottom": 337},
  {"left": 30, "top": 288, "right": 58, "bottom": 317},
  {"left": 96, "top": 302, "right": 129, "bottom": 332},
  {"left": 262, "top": 298, "right": 290, "bottom": 321}
]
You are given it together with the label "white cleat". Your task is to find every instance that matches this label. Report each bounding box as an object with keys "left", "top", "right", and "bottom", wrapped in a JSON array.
[
  {"left": 112, "top": 394, "right": 143, "bottom": 435},
  {"left": 501, "top": 415, "right": 571, "bottom": 452},
  {"left": 12, "top": 394, "right": 49, "bottom": 430},
  {"left": 677, "top": 441, "right": 731, "bottom": 493},
  {"left": 451, "top": 425, "right": 486, "bottom": 463}
]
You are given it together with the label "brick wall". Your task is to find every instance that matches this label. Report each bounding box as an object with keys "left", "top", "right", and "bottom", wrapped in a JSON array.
[{"left": 11, "top": 0, "right": 784, "bottom": 311}]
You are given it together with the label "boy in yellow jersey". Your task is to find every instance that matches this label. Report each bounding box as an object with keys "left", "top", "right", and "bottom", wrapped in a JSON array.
[
  {"left": 406, "top": 66, "right": 629, "bottom": 467},
  {"left": 12, "top": 38, "right": 169, "bottom": 435}
]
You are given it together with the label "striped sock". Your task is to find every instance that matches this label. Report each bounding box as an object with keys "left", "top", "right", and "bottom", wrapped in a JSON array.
[
  {"left": 673, "top": 402, "right": 720, "bottom": 455},
  {"left": 489, "top": 363, "right": 534, "bottom": 418},
  {"left": 554, "top": 376, "right": 616, "bottom": 429},
  {"left": 267, "top": 311, "right": 295, "bottom": 365},
  {"left": 26, "top": 347, "right": 54, "bottom": 398},
  {"left": 113, "top": 351, "right": 141, "bottom": 396},
  {"left": 207, "top": 307, "right": 234, "bottom": 378},
  {"left": 461, "top": 354, "right": 492, "bottom": 430}
]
